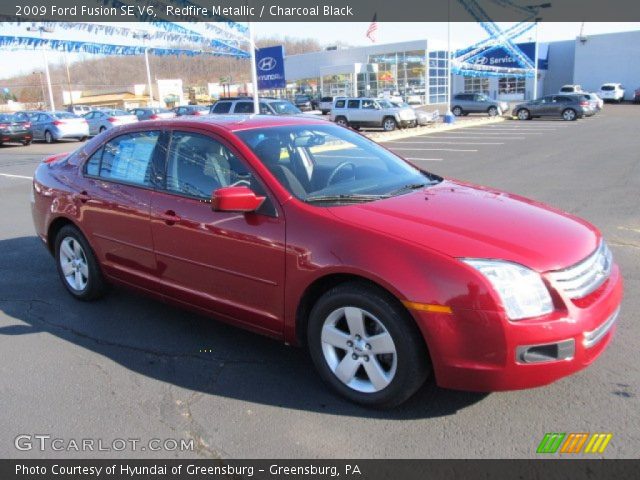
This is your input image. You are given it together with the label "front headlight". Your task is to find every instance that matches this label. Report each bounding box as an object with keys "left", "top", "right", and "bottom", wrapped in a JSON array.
[{"left": 462, "top": 259, "right": 554, "bottom": 320}]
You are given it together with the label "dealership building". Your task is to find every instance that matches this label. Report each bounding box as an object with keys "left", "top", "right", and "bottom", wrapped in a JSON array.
[{"left": 283, "top": 30, "right": 640, "bottom": 103}]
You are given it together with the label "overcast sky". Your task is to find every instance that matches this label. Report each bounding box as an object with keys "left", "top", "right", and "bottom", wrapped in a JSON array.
[{"left": 0, "top": 22, "right": 639, "bottom": 80}]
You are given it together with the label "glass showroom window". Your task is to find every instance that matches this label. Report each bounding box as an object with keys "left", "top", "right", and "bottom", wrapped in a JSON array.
[
  {"left": 464, "top": 77, "right": 490, "bottom": 94},
  {"left": 322, "top": 73, "right": 353, "bottom": 97},
  {"left": 368, "top": 50, "right": 427, "bottom": 99},
  {"left": 499, "top": 76, "right": 525, "bottom": 94},
  {"left": 428, "top": 50, "right": 449, "bottom": 104}
]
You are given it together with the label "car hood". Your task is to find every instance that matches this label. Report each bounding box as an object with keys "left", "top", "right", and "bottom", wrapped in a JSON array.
[{"left": 327, "top": 180, "right": 599, "bottom": 272}]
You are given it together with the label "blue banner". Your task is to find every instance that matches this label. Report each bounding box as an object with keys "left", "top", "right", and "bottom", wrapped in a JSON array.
[{"left": 256, "top": 45, "right": 286, "bottom": 90}]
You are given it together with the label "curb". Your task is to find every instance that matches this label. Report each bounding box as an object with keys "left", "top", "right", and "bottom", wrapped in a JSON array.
[{"left": 364, "top": 116, "right": 507, "bottom": 142}]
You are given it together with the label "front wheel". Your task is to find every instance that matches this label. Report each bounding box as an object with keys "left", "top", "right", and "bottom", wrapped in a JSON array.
[
  {"left": 488, "top": 106, "right": 498, "bottom": 117},
  {"left": 562, "top": 108, "right": 577, "bottom": 121},
  {"left": 307, "top": 283, "right": 430, "bottom": 408},
  {"left": 382, "top": 117, "right": 397, "bottom": 132},
  {"left": 452, "top": 106, "right": 463, "bottom": 116},
  {"left": 55, "top": 225, "right": 107, "bottom": 301},
  {"left": 44, "top": 130, "right": 55, "bottom": 144},
  {"left": 517, "top": 109, "right": 530, "bottom": 120}
]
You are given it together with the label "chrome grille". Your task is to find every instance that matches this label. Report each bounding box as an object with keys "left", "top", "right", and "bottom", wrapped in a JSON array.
[{"left": 549, "top": 241, "right": 613, "bottom": 299}]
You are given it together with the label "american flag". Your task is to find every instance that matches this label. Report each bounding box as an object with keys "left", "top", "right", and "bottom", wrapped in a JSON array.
[{"left": 366, "top": 14, "right": 378, "bottom": 43}]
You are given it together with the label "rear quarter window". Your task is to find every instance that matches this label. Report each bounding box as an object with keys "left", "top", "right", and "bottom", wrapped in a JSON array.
[
  {"left": 334, "top": 100, "right": 346, "bottom": 108},
  {"left": 347, "top": 100, "right": 360, "bottom": 109}
]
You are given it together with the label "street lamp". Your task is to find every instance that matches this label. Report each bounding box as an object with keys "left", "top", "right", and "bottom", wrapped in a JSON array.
[
  {"left": 27, "top": 26, "right": 55, "bottom": 111},
  {"left": 32, "top": 70, "right": 46, "bottom": 107},
  {"left": 133, "top": 32, "right": 154, "bottom": 106}
]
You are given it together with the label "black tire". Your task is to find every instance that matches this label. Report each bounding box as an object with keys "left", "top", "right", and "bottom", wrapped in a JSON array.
[
  {"left": 487, "top": 106, "right": 498, "bottom": 117},
  {"left": 99, "top": 126, "right": 106, "bottom": 133},
  {"left": 335, "top": 116, "right": 349, "bottom": 128},
  {"left": 307, "top": 282, "right": 430, "bottom": 408},
  {"left": 382, "top": 117, "right": 397, "bottom": 132},
  {"left": 44, "top": 130, "right": 55, "bottom": 144},
  {"left": 55, "top": 224, "right": 107, "bottom": 301},
  {"left": 516, "top": 108, "right": 530, "bottom": 121},
  {"left": 22, "top": 140, "right": 31, "bottom": 146},
  {"left": 452, "top": 106, "right": 463, "bottom": 116},
  {"left": 562, "top": 108, "right": 577, "bottom": 121}
]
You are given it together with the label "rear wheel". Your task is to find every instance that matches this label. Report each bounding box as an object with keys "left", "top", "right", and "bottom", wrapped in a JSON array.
[
  {"left": 335, "top": 116, "right": 349, "bottom": 128},
  {"left": 22, "top": 140, "right": 31, "bottom": 146},
  {"left": 307, "top": 282, "right": 430, "bottom": 408},
  {"left": 562, "top": 108, "right": 577, "bottom": 121},
  {"left": 99, "top": 126, "right": 106, "bottom": 133},
  {"left": 55, "top": 225, "right": 107, "bottom": 301},
  {"left": 44, "top": 130, "right": 54, "bottom": 144},
  {"left": 487, "top": 106, "right": 498, "bottom": 117},
  {"left": 452, "top": 106, "right": 463, "bottom": 116},
  {"left": 517, "top": 109, "right": 530, "bottom": 120},
  {"left": 382, "top": 117, "right": 397, "bottom": 132}
]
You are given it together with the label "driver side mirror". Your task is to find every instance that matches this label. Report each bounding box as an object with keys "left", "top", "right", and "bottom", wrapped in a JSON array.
[{"left": 211, "top": 186, "right": 265, "bottom": 213}]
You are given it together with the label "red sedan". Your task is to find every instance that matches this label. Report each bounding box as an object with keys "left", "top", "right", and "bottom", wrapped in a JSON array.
[{"left": 31, "top": 115, "right": 623, "bottom": 407}]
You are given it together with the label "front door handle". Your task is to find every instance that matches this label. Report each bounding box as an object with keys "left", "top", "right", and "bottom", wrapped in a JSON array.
[{"left": 158, "top": 210, "right": 181, "bottom": 225}]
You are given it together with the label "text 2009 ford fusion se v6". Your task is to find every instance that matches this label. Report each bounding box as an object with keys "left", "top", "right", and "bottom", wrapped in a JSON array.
[{"left": 31, "top": 115, "right": 622, "bottom": 407}]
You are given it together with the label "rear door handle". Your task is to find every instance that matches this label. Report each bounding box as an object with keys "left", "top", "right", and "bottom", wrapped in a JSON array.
[
  {"left": 158, "top": 210, "right": 181, "bottom": 225},
  {"left": 76, "top": 191, "right": 91, "bottom": 203}
]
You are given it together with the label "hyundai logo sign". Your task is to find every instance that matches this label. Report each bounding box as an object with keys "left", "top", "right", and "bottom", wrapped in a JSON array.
[{"left": 258, "top": 57, "right": 277, "bottom": 71}]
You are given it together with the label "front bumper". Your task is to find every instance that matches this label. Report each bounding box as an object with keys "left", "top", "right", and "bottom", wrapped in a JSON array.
[
  {"left": 399, "top": 119, "right": 417, "bottom": 128},
  {"left": 412, "top": 264, "right": 623, "bottom": 391}
]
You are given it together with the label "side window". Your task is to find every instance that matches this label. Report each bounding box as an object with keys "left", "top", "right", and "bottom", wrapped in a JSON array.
[
  {"left": 259, "top": 103, "right": 272, "bottom": 115},
  {"left": 37, "top": 114, "right": 48, "bottom": 122},
  {"left": 234, "top": 102, "right": 254, "bottom": 113},
  {"left": 347, "top": 100, "right": 360, "bottom": 109},
  {"left": 334, "top": 99, "right": 346, "bottom": 108},
  {"left": 212, "top": 102, "right": 232, "bottom": 113},
  {"left": 361, "top": 99, "right": 376, "bottom": 109},
  {"left": 98, "top": 131, "right": 160, "bottom": 186},
  {"left": 85, "top": 112, "right": 94, "bottom": 120},
  {"left": 165, "top": 131, "right": 251, "bottom": 199}
]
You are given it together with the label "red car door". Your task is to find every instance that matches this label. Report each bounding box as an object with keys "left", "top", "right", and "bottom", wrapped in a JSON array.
[
  {"left": 149, "top": 129, "right": 286, "bottom": 335},
  {"left": 79, "top": 130, "right": 161, "bottom": 289}
]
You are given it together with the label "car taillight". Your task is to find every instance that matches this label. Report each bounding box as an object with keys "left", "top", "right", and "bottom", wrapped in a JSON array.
[
  {"left": 53, "top": 120, "right": 64, "bottom": 126},
  {"left": 24, "top": 123, "right": 31, "bottom": 128},
  {"left": 150, "top": 114, "right": 158, "bottom": 120},
  {"left": 107, "top": 117, "right": 118, "bottom": 123},
  {"left": 580, "top": 101, "right": 589, "bottom": 106}
]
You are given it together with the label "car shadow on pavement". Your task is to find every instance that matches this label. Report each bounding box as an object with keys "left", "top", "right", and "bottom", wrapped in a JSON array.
[{"left": 0, "top": 236, "right": 488, "bottom": 419}]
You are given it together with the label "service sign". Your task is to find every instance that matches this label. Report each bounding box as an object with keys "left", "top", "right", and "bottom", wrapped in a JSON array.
[
  {"left": 256, "top": 45, "right": 286, "bottom": 90},
  {"left": 470, "top": 42, "right": 548, "bottom": 70}
]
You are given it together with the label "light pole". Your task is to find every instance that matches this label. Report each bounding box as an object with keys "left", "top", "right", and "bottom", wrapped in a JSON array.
[
  {"left": 27, "top": 26, "right": 55, "bottom": 111},
  {"left": 533, "top": 18, "right": 540, "bottom": 100},
  {"left": 33, "top": 71, "right": 46, "bottom": 107},
  {"left": 134, "top": 32, "right": 154, "bottom": 107},
  {"left": 64, "top": 52, "right": 74, "bottom": 109},
  {"left": 248, "top": 22, "right": 260, "bottom": 114}
]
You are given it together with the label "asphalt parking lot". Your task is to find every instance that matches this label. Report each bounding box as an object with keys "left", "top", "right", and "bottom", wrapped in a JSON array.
[{"left": 0, "top": 105, "right": 638, "bottom": 459}]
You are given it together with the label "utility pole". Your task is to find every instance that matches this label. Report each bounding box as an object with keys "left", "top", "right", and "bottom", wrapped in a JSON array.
[
  {"left": 134, "top": 32, "right": 154, "bottom": 106},
  {"left": 64, "top": 52, "right": 74, "bottom": 108},
  {"left": 27, "top": 26, "right": 55, "bottom": 111}
]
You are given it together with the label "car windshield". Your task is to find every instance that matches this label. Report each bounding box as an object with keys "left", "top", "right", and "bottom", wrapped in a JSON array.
[
  {"left": 236, "top": 124, "right": 441, "bottom": 204},
  {"left": 269, "top": 101, "right": 302, "bottom": 115},
  {"left": 377, "top": 100, "right": 394, "bottom": 108}
]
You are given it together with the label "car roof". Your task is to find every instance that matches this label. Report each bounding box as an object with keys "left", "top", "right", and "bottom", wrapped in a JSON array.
[{"left": 110, "top": 114, "right": 329, "bottom": 132}]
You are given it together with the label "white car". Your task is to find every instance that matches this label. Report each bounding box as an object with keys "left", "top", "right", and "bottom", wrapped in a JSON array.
[
  {"left": 599, "top": 83, "right": 625, "bottom": 103},
  {"left": 559, "top": 84, "right": 584, "bottom": 94}
]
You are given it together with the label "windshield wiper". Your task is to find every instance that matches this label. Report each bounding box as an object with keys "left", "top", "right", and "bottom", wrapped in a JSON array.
[
  {"left": 305, "top": 193, "right": 390, "bottom": 203},
  {"left": 388, "top": 183, "right": 430, "bottom": 196}
]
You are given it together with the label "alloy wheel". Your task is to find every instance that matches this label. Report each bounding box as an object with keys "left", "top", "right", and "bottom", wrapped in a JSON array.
[
  {"left": 321, "top": 306, "right": 397, "bottom": 393},
  {"left": 58, "top": 237, "right": 89, "bottom": 292},
  {"left": 563, "top": 109, "right": 576, "bottom": 121}
]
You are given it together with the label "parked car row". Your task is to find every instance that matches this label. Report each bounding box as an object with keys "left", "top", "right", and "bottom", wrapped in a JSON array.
[{"left": 512, "top": 93, "right": 601, "bottom": 121}]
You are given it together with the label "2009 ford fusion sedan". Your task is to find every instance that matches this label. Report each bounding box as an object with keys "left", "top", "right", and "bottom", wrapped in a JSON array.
[{"left": 31, "top": 115, "right": 622, "bottom": 407}]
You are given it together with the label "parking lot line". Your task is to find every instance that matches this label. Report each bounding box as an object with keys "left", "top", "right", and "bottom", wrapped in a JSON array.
[
  {"left": 410, "top": 135, "right": 526, "bottom": 140},
  {"left": 459, "top": 129, "right": 545, "bottom": 134},
  {"left": 386, "top": 140, "right": 505, "bottom": 145},
  {"left": 390, "top": 147, "right": 479, "bottom": 152},
  {"left": 0, "top": 173, "right": 31, "bottom": 180}
]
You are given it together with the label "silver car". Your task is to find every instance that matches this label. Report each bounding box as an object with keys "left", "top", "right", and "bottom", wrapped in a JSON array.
[
  {"left": 330, "top": 97, "right": 417, "bottom": 131},
  {"left": 83, "top": 109, "right": 138, "bottom": 136},
  {"left": 30, "top": 111, "right": 89, "bottom": 143},
  {"left": 451, "top": 93, "right": 508, "bottom": 117}
]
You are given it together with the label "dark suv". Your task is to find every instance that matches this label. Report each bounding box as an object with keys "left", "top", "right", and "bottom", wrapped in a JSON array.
[
  {"left": 451, "top": 93, "right": 508, "bottom": 117},
  {"left": 512, "top": 95, "right": 590, "bottom": 121}
]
